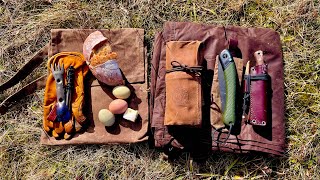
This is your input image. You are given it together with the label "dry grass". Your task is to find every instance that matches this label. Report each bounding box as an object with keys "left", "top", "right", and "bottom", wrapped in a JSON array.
[{"left": 0, "top": 0, "right": 319, "bottom": 179}]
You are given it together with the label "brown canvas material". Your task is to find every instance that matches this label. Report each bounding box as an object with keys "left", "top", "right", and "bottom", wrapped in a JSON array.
[
  {"left": 165, "top": 41, "right": 202, "bottom": 126},
  {"left": 41, "top": 28, "right": 148, "bottom": 145},
  {"left": 150, "top": 22, "right": 285, "bottom": 155}
]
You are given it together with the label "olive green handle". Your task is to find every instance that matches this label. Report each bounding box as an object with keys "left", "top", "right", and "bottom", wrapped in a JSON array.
[{"left": 223, "top": 62, "right": 237, "bottom": 126}]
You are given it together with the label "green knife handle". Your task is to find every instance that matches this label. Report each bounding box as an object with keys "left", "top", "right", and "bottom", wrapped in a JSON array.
[{"left": 223, "top": 62, "right": 237, "bottom": 126}]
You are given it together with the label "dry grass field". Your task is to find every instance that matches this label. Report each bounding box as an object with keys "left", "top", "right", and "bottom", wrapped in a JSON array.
[{"left": 0, "top": 0, "right": 319, "bottom": 179}]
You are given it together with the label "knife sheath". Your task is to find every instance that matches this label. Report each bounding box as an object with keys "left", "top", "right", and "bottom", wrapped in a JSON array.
[
  {"left": 164, "top": 41, "right": 203, "bottom": 126},
  {"left": 249, "top": 64, "right": 270, "bottom": 126}
]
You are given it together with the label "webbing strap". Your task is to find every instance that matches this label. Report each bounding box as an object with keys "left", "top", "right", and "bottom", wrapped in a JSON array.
[{"left": 244, "top": 74, "right": 270, "bottom": 81}]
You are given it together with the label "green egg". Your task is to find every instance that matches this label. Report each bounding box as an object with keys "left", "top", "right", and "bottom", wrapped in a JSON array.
[
  {"left": 112, "top": 85, "right": 131, "bottom": 99},
  {"left": 98, "top": 109, "right": 115, "bottom": 127}
]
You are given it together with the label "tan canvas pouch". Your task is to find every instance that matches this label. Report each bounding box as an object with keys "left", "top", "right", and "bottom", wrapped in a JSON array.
[{"left": 164, "top": 41, "right": 203, "bottom": 126}]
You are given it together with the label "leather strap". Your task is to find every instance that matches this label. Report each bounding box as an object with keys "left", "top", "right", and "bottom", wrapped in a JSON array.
[
  {"left": 0, "top": 43, "right": 49, "bottom": 114},
  {"left": 166, "top": 60, "right": 203, "bottom": 75}
]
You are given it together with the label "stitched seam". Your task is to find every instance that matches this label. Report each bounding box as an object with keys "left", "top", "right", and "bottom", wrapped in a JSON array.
[
  {"left": 197, "top": 76, "right": 200, "bottom": 124},
  {"left": 250, "top": 81, "right": 255, "bottom": 122}
]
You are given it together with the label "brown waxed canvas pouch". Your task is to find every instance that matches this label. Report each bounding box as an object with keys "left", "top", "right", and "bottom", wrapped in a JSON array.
[
  {"left": 150, "top": 22, "right": 286, "bottom": 156},
  {"left": 165, "top": 41, "right": 202, "bottom": 126},
  {"left": 41, "top": 29, "right": 148, "bottom": 145}
]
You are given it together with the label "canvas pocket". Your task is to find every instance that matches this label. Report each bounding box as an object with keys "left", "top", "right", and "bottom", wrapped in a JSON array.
[
  {"left": 165, "top": 71, "right": 202, "bottom": 125},
  {"left": 164, "top": 41, "right": 203, "bottom": 126}
]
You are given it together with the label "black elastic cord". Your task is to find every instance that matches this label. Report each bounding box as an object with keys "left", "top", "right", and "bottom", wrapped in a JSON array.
[
  {"left": 242, "top": 75, "right": 251, "bottom": 118},
  {"left": 242, "top": 92, "right": 250, "bottom": 119},
  {"left": 66, "top": 66, "right": 75, "bottom": 90},
  {"left": 166, "top": 61, "right": 203, "bottom": 76},
  {"left": 65, "top": 66, "right": 75, "bottom": 110},
  {"left": 212, "top": 124, "right": 233, "bottom": 144},
  {"left": 245, "top": 74, "right": 269, "bottom": 81}
]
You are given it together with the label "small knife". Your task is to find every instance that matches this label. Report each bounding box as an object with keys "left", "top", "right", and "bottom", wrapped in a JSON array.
[
  {"left": 242, "top": 61, "right": 250, "bottom": 119},
  {"left": 218, "top": 49, "right": 237, "bottom": 126}
]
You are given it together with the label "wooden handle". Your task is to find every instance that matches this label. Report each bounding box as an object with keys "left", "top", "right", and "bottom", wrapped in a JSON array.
[{"left": 254, "top": 50, "right": 264, "bottom": 65}]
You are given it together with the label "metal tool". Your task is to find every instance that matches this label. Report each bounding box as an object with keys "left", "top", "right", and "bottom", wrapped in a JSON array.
[
  {"left": 51, "top": 63, "right": 70, "bottom": 122},
  {"left": 65, "top": 66, "right": 75, "bottom": 111},
  {"left": 218, "top": 49, "right": 237, "bottom": 127},
  {"left": 64, "top": 66, "right": 75, "bottom": 136}
]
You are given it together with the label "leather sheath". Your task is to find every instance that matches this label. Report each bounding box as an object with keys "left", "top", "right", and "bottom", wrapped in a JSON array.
[
  {"left": 249, "top": 64, "right": 269, "bottom": 126},
  {"left": 164, "top": 41, "right": 202, "bottom": 126}
]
